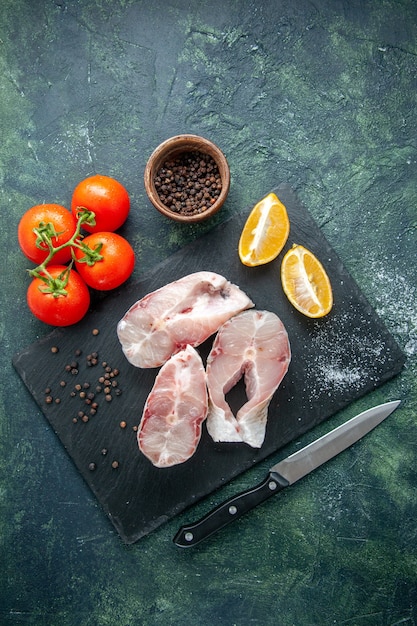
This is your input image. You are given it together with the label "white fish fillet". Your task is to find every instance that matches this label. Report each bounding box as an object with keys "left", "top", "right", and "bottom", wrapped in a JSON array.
[
  {"left": 206, "top": 310, "right": 291, "bottom": 448},
  {"left": 117, "top": 271, "right": 254, "bottom": 368},
  {"left": 138, "top": 345, "right": 208, "bottom": 468}
]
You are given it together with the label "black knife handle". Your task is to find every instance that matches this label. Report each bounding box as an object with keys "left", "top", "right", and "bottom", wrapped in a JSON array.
[{"left": 173, "top": 471, "right": 289, "bottom": 548}]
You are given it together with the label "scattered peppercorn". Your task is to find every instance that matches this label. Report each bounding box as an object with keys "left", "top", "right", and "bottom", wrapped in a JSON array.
[
  {"left": 154, "top": 151, "right": 222, "bottom": 216},
  {"left": 92, "top": 328, "right": 99, "bottom": 336},
  {"left": 43, "top": 350, "right": 126, "bottom": 477},
  {"left": 86, "top": 352, "right": 99, "bottom": 367},
  {"left": 51, "top": 346, "right": 59, "bottom": 354}
]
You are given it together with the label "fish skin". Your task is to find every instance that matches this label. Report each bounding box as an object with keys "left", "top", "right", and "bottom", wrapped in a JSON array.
[
  {"left": 206, "top": 310, "right": 291, "bottom": 448},
  {"left": 138, "top": 345, "right": 208, "bottom": 468},
  {"left": 117, "top": 272, "right": 254, "bottom": 368}
]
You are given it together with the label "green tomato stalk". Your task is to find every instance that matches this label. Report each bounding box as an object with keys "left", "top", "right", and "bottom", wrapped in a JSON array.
[{"left": 28, "top": 208, "right": 103, "bottom": 296}]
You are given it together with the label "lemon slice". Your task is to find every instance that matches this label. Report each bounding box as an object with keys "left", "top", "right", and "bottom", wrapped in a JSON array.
[
  {"left": 238, "top": 193, "right": 290, "bottom": 266},
  {"left": 281, "top": 244, "right": 333, "bottom": 318}
]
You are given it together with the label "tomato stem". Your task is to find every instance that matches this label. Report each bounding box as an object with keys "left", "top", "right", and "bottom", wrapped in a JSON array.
[
  {"left": 72, "top": 241, "right": 104, "bottom": 266},
  {"left": 28, "top": 208, "right": 96, "bottom": 295},
  {"left": 37, "top": 265, "right": 72, "bottom": 298}
]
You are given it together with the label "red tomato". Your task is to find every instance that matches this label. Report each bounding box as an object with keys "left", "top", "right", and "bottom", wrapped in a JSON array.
[
  {"left": 73, "top": 232, "right": 135, "bottom": 290},
  {"left": 71, "top": 174, "right": 130, "bottom": 233},
  {"left": 18, "top": 204, "right": 77, "bottom": 265},
  {"left": 27, "top": 265, "right": 90, "bottom": 326}
]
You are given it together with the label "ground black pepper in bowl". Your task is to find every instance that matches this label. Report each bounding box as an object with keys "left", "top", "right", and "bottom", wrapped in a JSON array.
[{"left": 154, "top": 151, "right": 222, "bottom": 216}]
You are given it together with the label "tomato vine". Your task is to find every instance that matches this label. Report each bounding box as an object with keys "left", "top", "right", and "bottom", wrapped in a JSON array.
[{"left": 28, "top": 207, "right": 100, "bottom": 295}]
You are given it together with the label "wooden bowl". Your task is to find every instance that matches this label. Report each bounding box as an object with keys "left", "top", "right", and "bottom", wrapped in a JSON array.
[{"left": 144, "top": 134, "right": 230, "bottom": 223}]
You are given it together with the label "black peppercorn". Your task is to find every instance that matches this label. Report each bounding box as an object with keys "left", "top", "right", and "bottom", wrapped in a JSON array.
[{"left": 154, "top": 151, "right": 222, "bottom": 216}]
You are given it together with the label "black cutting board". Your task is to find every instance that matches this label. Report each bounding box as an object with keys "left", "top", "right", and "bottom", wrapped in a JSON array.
[{"left": 13, "top": 184, "right": 405, "bottom": 544}]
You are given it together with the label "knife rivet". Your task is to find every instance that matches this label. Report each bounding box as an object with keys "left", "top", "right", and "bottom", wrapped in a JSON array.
[
  {"left": 268, "top": 481, "right": 278, "bottom": 491},
  {"left": 229, "top": 505, "right": 238, "bottom": 515},
  {"left": 184, "top": 532, "right": 194, "bottom": 542}
]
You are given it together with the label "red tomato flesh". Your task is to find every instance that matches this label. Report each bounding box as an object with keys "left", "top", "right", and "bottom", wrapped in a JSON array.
[
  {"left": 74, "top": 232, "right": 135, "bottom": 290},
  {"left": 18, "top": 204, "right": 77, "bottom": 265},
  {"left": 71, "top": 174, "right": 130, "bottom": 233},
  {"left": 27, "top": 265, "right": 90, "bottom": 326}
]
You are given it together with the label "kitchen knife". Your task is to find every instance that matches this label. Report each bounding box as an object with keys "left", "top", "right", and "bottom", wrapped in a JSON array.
[{"left": 173, "top": 400, "right": 401, "bottom": 548}]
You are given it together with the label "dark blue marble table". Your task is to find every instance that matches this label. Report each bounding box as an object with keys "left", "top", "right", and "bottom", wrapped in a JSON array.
[{"left": 1, "top": 1, "right": 416, "bottom": 624}]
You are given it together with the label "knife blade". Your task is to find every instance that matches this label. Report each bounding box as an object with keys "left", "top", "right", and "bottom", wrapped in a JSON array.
[{"left": 173, "top": 400, "right": 401, "bottom": 548}]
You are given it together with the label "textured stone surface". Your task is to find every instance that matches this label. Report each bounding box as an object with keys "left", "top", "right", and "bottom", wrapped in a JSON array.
[{"left": 0, "top": 0, "right": 416, "bottom": 624}]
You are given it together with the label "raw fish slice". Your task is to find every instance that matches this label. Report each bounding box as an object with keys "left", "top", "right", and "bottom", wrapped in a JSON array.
[
  {"left": 117, "top": 271, "right": 254, "bottom": 368},
  {"left": 138, "top": 345, "right": 208, "bottom": 468},
  {"left": 206, "top": 310, "right": 291, "bottom": 448}
]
